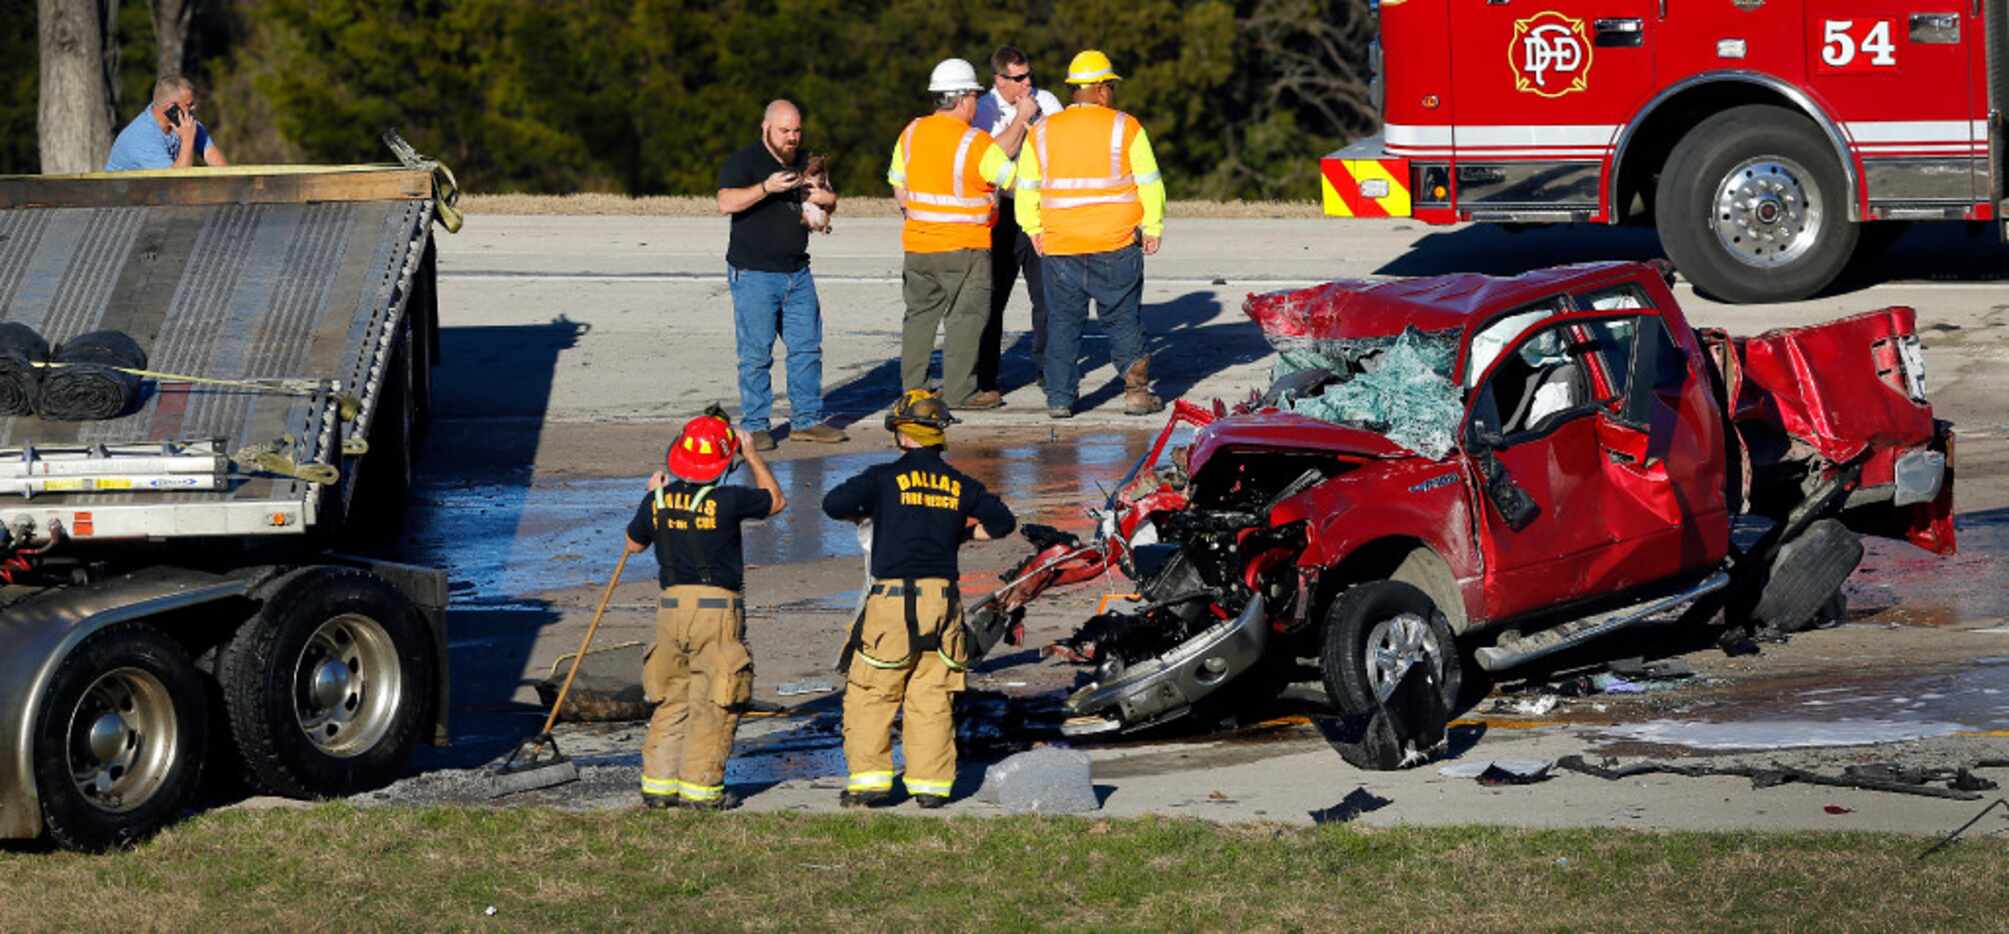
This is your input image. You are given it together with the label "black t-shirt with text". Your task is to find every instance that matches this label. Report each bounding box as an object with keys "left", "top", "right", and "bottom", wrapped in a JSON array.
[
  {"left": 717, "top": 141, "right": 811, "bottom": 273},
  {"left": 821, "top": 447, "right": 1015, "bottom": 581},
  {"left": 626, "top": 481, "right": 775, "bottom": 592}
]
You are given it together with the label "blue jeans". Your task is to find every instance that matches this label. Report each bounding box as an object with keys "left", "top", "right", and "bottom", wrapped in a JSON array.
[
  {"left": 728, "top": 264, "right": 824, "bottom": 431},
  {"left": 1040, "top": 243, "right": 1145, "bottom": 408}
]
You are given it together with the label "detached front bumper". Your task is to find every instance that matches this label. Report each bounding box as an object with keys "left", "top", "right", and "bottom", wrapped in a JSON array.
[
  {"left": 1320, "top": 137, "right": 1412, "bottom": 218},
  {"left": 1062, "top": 596, "right": 1269, "bottom": 735}
]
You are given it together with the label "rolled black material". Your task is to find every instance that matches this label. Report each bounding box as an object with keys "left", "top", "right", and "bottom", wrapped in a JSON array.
[
  {"left": 38, "top": 330, "right": 147, "bottom": 421},
  {"left": 0, "top": 322, "right": 48, "bottom": 416}
]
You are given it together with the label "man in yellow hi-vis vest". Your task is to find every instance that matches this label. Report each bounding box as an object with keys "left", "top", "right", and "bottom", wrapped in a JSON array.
[
  {"left": 1014, "top": 50, "right": 1168, "bottom": 419},
  {"left": 888, "top": 59, "right": 1018, "bottom": 410}
]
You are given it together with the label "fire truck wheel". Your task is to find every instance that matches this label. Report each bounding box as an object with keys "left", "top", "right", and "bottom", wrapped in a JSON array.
[
  {"left": 1320, "top": 580, "right": 1462, "bottom": 718},
  {"left": 216, "top": 567, "right": 435, "bottom": 799},
  {"left": 32, "top": 623, "right": 209, "bottom": 852},
  {"left": 1655, "top": 105, "right": 1857, "bottom": 304}
]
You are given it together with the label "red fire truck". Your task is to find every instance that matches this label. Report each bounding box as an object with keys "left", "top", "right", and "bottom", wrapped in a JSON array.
[{"left": 1321, "top": 0, "right": 1996, "bottom": 303}]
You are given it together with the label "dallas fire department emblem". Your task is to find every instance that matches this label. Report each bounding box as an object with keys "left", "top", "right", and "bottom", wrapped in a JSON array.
[{"left": 1511, "top": 11, "right": 1593, "bottom": 98}]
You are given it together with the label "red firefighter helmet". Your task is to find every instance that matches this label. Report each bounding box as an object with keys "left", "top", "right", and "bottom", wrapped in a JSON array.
[{"left": 666, "top": 413, "right": 738, "bottom": 483}]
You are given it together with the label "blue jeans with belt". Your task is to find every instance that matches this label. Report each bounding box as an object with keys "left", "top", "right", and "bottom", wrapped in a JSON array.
[
  {"left": 728, "top": 263, "right": 825, "bottom": 432},
  {"left": 1040, "top": 242, "right": 1145, "bottom": 409}
]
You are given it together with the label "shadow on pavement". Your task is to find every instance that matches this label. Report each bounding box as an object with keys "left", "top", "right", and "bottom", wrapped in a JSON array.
[
  {"left": 403, "top": 315, "right": 588, "bottom": 769},
  {"left": 1377, "top": 221, "right": 2009, "bottom": 299}
]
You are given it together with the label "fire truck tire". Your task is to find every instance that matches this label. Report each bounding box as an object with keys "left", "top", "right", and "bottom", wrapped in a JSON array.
[
  {"left": 32, "top": 622, "right": 209, "bottom": 851},
  {"left": 215, "top": 567, "right": 435, "bottom": 799},
  {"left": 1656, "top": 105, "right": 1857, "bottom": 304},
  {"left": 1320, "top": 580, "right": 1462, "bottom": 718}
]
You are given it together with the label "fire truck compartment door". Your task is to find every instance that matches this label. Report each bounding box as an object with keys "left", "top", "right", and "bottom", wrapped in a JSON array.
[
  {"left": 1446, "top": 0, "right": 1655, "bottom": 203},
  {"left": 1805, "top": 1, "right": 1979, "bottom": 207}
]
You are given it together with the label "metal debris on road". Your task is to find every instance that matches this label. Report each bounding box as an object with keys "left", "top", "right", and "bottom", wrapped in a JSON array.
[
  {"left": 777, "top": 679, "right": 836, "bottom": 696},
  {"left": 1309, "top": 787, "right": 1392, "bottom": 824},
  {"left": 1558, "top": 755, "right": 1994, "bottom": 800},
  {"left": 1439, "top": 759, "right": 1555, "bottom": 785}
]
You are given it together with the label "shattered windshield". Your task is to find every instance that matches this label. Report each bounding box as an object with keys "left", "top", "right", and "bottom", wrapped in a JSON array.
[{"left": 1265, "top": 326, "right": 1464, "bottom": 459}]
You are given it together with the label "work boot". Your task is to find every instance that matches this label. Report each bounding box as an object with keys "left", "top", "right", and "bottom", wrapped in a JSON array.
[
  {"left": 913, "top": 794, "right": 949, "bottom": 810},
  {"left": 679, "top": 790, "right": 742, "bottom": 812},
  {"left": 793, "top": 422, "right": 848, "bottom": 444},
  {"left": 1122, "top": 359, "right": 1164, "bottom": 416},
  {"left": 641, "top": 792, "right": 679, "bottom": 810},
  {"left": 747, "top": 429, "right": 777, "bottom": 452},
  {"left": 839, "top": 790, "right": 894, "bottom": 809},
  {"left": 1047, "top": 403, "right": 1074, "bottom": 420},
  {"left": 955, "top": 390, "right": 1005, "bottom": 410}
]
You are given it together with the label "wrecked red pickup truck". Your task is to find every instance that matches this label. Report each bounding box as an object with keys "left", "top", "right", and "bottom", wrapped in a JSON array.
[{"left": 970, "top": 261, "right": 1954, "bottom": 753}]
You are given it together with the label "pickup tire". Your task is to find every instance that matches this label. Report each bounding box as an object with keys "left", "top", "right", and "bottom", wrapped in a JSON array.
[
  {"left": 1320, "top": 580, "right": 1462, "bottom": 718},
  {"left": 32, "top": 623, "right": 208, "bottom": 851},
  {"left": 215, "top": 568, "right": 435, "bottom": 798},
  {"left": 1656, "top": 105, "right": 1857, "bottom": 304}
]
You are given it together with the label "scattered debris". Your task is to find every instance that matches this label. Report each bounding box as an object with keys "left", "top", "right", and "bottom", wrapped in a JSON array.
[
  {"left": 1918, "top": 799, "right": 2009, "bottom": 860},
  {"left": 1824, "top": 805, "right": 1853, "bottom": 815},
  {"left": 976, "top": 747, "right": 1100, "bottom": 814},
  {"left": 1495, "top": 695, "right": 1560, "bottom": 717},
  {"left": 1596, "top": 719, "right": 1971, "bottom": 750},
  {"left": 777, "top": 679, "right": 835, "bottom": 697},
  {"left": 1558, "top": 755, "right": 1991, "bottom": 800},
  {"left": 1309, "top": 787, "right": 1392, "bottom": 824},
  {"left": 1440, "top": 759, "right": 1555, "bottom": 785}
]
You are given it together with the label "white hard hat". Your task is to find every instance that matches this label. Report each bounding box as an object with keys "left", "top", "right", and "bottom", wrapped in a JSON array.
[{"left": 927, "top": 58, "right": 983, "bottom": 94}]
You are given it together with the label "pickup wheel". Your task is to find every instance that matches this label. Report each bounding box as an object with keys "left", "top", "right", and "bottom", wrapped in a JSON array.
[
  {"left": 1655, "top": 105, "right": 1857, "bottom": 303},
  {"left": 32, "top": 623, "right": 208, "bottom": 851},
  {"left": 216, "top": 568, "right": 435, "bottom": 798},
  {"left": 1320, "top": 580, "right": 1462, "bottom": 718}
]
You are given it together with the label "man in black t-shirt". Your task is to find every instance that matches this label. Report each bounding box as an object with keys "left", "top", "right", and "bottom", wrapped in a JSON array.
[
  {"left": 821, "top": 390, "right": 1016, "bottom": 808},
  {"left": 624, "top": 411, "right": 785, "bottom": 810},
  {"left": 716, "top": 99, "right": 847, "bottom": 452}
]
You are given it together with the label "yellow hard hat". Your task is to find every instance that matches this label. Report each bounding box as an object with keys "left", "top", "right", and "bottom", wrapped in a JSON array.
[{"left": 1064, "top": 50, "right": 1123, "bottom": 85}]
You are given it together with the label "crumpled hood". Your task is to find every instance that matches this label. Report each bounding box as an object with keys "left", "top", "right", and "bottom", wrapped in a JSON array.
[{"left": 1186, "top": 411, "right": 1416, "bottom": 478}]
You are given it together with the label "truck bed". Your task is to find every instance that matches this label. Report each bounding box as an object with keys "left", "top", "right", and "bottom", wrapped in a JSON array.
[{"left": 0, "top": 166, "right": 435, "bottom": 540}]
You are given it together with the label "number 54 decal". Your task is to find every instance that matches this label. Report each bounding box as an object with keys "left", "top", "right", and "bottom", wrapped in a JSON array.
[{"left": 1819, "top": 18, "right": 1899, "bottom": 72}]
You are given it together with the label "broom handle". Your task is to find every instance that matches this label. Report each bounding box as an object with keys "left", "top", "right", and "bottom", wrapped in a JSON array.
[{"left": 539, "top": 548, "right": 631, "bottom": 736}]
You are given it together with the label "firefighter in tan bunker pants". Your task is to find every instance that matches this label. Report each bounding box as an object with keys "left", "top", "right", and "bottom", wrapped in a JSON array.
[
  {"left": 626, "top": 411, "right": 785, "bottom": 810},
  {"left": 822, "top": 390, "right": 1016, "bottom": 807}
]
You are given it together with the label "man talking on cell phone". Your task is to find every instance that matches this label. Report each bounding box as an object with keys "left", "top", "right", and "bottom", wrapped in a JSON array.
[{"left": 105, "top": 75, "right": 229, "bottom": 172}]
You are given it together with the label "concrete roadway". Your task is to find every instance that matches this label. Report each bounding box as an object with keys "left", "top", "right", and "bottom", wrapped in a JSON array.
[{"left": 400, "top": 214, "right": 2009, "bottom": 834}]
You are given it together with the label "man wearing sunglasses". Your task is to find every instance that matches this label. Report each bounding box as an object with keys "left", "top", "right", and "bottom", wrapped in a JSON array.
[{"left": 969, "top": 47, "right": 1062, "bottom": 407}]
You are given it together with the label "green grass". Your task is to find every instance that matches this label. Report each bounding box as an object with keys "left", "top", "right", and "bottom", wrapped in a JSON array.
[{"left": 4, "top": 807, "right": 2005, "bottom": 931}]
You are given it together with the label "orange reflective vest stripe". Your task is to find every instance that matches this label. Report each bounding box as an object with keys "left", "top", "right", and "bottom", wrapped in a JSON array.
[
  {"left": 1033, "top": 106, "right": 1144, "bottom": 256},
  {"left": 897, "top": 115, "right": 997, "bottom": 253}
]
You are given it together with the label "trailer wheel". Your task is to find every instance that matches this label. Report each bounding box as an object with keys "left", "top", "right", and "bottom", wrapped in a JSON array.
[
  {"left": 1655, "top": 105, "right": 1857, "bottom": 303},
  {"left": 216, "top": 568, "right": 435, "bottom": 798},
  {"left": 1320, "top": 580, "right": 1461, "bottom": 718},
  {"left": 32, "top": 623, "right": 208, "bottom": 851}
]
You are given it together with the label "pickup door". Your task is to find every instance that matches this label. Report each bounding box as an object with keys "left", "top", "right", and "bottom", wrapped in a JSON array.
[{"left": 1465, "top": 282, "right": 1730, "bottom": 621}]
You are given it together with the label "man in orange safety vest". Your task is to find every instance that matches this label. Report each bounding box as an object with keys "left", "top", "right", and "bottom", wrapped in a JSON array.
[
  {"left": 888, "top": 59, "right": 1018, "bottom": 411},
  {"left": 1013, "top": 50, "right": 1168, "bottom": 419}
]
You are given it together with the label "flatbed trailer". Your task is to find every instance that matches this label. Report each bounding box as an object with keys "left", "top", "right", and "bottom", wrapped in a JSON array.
[{"left": 0, "top": 160, "right": 456, "bottom": 850}]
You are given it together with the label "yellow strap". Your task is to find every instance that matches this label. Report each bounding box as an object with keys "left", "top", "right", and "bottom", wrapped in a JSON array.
[
  {"left": 847, "top": 772, "right": 896, "bottom": 791},
  {"left": 29, "top": 361, "right": 359, "bottom": 420}
]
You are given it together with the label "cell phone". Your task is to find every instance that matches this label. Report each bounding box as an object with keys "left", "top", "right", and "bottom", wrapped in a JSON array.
[{"left": 165, "top": 104, "right": 183, "bottom": 128}]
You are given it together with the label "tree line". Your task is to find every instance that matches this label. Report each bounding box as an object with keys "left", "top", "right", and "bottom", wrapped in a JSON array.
[{"left": 10, "top": 0, "right": 1376, "bottom": 201}]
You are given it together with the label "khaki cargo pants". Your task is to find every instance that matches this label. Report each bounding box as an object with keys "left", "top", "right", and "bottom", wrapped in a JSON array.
[
  {"left": 901, "top": 248, "right": 992, "bottom": 406},
  {"left": 843, "top": 579, "right": 968, "bottom": 799},
  {"left": 641, "top": 585, "right": 753, "bottom": 805}
]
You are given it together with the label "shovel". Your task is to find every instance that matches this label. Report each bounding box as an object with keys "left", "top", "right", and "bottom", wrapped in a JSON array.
[{"left": 488, "top": 548, "right": 631, "bottom": 796}]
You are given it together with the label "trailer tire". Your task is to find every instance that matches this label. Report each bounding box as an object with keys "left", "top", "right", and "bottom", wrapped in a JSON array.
[
  {"left": 1320, "top": 580, "right": 1462, "bottom": 718},
  {"left": 216, "top": 568, "right": 435, "bottom": 798},
  {"left": 32, "top": 623, "right": 208, "bottom": 851},
  {"left": 1656, "top": 105, "right": 1857, "bottom": 304}
]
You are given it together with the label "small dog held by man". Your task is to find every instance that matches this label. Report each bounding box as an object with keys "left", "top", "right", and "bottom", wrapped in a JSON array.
[{"left": 799, "top": 153, "right": 835, "bottom": 233}]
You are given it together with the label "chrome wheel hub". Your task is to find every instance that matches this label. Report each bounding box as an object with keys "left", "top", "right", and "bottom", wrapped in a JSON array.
[
  {"left": 1712, "top": 156, "right": 1823, "bottom": 269},
  {"left": 66, "top": 668, "right": 178, "bottom": 813},
  {"left": 1363, "top": 613, "right": 1444, "bottom": 703},
  {"left": 294, "top": 614, "right": 403, "bottom": 757}
]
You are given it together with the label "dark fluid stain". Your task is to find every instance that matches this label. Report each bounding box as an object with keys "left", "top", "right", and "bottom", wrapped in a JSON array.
[
  {"left": 403, "top": 431, "right": 1153, "bottom": 605},
  {"left": 1685, "top": 664, "right": 2009, "bottom": 731},
  {"left": 1846, "top": 510, "right": 2009, "bottom": 628}
]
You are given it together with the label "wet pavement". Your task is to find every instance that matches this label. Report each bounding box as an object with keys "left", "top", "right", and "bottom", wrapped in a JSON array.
[{"left": 402, "top": 430, "right": 1156, "bottom": 608}]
